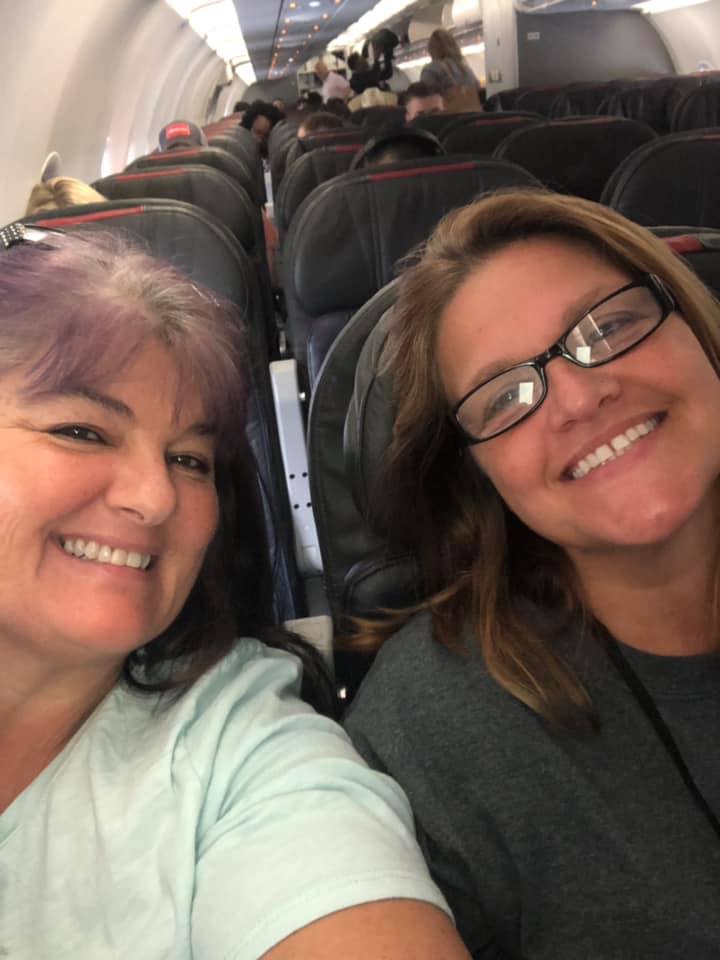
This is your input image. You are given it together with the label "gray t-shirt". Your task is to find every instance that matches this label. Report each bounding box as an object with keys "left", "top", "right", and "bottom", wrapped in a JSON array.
[
  {"left": 421, "top": 58, "right": 479, "bottom": 95},
  {"left": 345, "top": 613, "right": 720, "bottom": 959}
]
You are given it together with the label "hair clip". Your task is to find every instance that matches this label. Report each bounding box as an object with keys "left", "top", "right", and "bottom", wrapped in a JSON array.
[{"left": 0, "top": 223, "right": 65, "bottom": 251}]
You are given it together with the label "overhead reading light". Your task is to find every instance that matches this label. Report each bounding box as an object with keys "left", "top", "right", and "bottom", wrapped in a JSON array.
[
  {"left": 632, "top": 0, "right": 709, "bottom": 11},
  {"left": 164, "top": 0, "right": 256, "bottom": 83}
]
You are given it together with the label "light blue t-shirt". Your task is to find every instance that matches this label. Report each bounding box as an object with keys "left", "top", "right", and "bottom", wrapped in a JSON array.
[{"left": 0, "top": 640, "right": 449, "bottom": 958}]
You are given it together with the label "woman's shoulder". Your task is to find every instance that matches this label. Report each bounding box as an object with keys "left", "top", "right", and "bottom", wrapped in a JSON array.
[{"left": 346, "top": 613, "right": 499, "bottom": 732}]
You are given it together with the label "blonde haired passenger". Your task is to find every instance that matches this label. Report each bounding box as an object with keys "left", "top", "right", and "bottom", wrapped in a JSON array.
[
  {"left": 346, "top": 189, "right": 720, "bottom": 958},
  {"left": 25, "top": 176, "right": 106, "bottom": 216},
  {"left": 421, "top": 28, "right": 481, "bottom": 111}
]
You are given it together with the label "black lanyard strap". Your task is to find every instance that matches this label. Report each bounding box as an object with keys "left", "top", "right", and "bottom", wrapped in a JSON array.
[{"left": 596, "top": 621, "right": 720, "bottom": 844}]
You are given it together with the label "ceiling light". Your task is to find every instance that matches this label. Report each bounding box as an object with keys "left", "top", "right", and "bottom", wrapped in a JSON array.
[
  {"left": 309, "top": 1, "right": 321, "bottom": 5},
  {"left": 329, "top": 0, "right": 415, "bottom": 47},
  {"left": 460, "top": 41, "right": 485, "bottom": 54},
  {"left": 632, "top": 0, "right": 709, "bottom": 10}
]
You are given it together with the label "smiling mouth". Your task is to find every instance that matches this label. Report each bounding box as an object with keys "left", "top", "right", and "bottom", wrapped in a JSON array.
[
  {"left": 566, "top": 413, "right": 665, "bottom": 481},
  {"left": 58, "top": 536, "right": 155, "bottom": 571}
]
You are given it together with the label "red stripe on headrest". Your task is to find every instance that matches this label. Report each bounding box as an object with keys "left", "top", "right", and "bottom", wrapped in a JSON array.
[
  {"left": 146, "top": 149, "right": 202, "bottom": 160},
  {"left": 368, "top": 161, "right": 476, "bottom": 182},
  {"left": 549, "top": 117, "right": 617, "bottom": 126},
  {"left": 664, "top": 234, "right": 704, "bottom": 254},
  {"left": 473, "top": 117, "right": 527, "bottom": 125},
  {"left": 115, "top": 169, "right": 191, "bottom": 181},
  {"left": 34, "top": 206, "right": 146, "bottom": 227}
]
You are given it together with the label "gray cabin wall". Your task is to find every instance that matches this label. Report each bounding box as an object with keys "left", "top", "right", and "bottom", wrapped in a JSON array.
[{"left": 517, "top": 10, "right": 675, "bottom": 86}]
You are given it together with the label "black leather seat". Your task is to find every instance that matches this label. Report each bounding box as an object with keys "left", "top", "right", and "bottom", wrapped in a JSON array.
[
  {"left": 127, "top": 145, "right": 261, "bottom": 205},
  {"left": 275, "top": 144, "right": 362, "bottom": 237},
  {"left": 672, "top": 81, "right": 720, "bottom": 131},
  {"left": 283, "top": 156, "right": 541, "bottom": 390},
  {"left": 441, "top": 112, "right": 543, "bottom": 156},
  {"left": 350, "top": 106, "right": 405, "bottom": 129},
  {"left": 514, "top": 85, "right": 569, "bottom": 116},
  {"left": 602, "top": 130, "right": 720, "bottom": 227},
  {"left": 494, "top": 116, "right": 656, "bottom": 200},
  {"left": 24, "top": 198, "right": 304, "bottom": 621},
  {"left": 550, "top": 81, "right": 627, "bottom": 118},
  {"left": 206, "top": 128, "right": 265, "bottom": 202},
  {"left": 269, "top": 121, "right": 300, "bottom": 198},
  {"left": 283, "top": 129, "right": 372, "bottom": 179},
  {"left": 92, "top": 166, "right": 273, "bottom": 336},
  {"left": 308, "top": 228, "right": 720, "bottom": 690},
  {"left": 484, "top": 87, "right": 527, "bottom": 112},
  {"left": 602, "top": 76, "right": 703, "bottom": 133},
  {"left": 410, "top": 111, "right": 484, "bottom": 138}
]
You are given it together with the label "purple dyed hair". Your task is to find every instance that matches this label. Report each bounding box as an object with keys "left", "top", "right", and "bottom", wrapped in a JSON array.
[{"left": 0, "top": 230, "right": 247, "bottom": 458}]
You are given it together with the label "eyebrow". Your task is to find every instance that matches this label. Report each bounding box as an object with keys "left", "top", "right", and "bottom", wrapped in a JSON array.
[
  {"left": 28, "top": 386, "right": 216, "bottom": 438},
  {"left": 459, "top": 283, "right": 611, "bottom": 394}
]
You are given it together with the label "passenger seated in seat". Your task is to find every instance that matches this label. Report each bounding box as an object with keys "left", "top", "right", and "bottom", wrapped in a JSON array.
[
  {"left": 346, "top": 190, "right": 720, "bottom": 959},
  {"left": 0, "top": 227, "right": 471, "bottom": 960},
  {"left": 403, "top": 82, "right": 446, "bottom": 123},
  {"left": 25, "top": 176, "right": 107, "bottom": 215},
  {"left": 351, "top": 127, "right": 445, "bottom": 169},
  {"left": 297, "top": 110, "right": 345, "bottom": 139},
  {"left": 241, "top": 101, "right": 285, "bottom": 156}
]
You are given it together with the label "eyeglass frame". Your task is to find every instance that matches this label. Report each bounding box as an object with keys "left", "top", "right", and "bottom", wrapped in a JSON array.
[{"left": 450, "top": 273, "right": 677, "bottom": 446}]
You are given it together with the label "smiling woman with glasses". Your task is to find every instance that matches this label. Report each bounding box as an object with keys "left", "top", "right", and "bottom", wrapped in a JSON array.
[{"left": 345, "top": 190, "right": 720, "bottom": 960}]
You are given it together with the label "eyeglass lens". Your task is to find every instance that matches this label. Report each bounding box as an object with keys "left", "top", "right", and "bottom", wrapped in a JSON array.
[{"left": 456, "top": 283, "right": 664, "bottom": 442}]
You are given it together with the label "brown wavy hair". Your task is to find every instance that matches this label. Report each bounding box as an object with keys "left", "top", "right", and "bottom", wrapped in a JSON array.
[
  {"left": 427, "top": 28, "right": 463, "bottom": 64},
  {"left": 356, "top": 189, "right": 720, "bottom": 732}
]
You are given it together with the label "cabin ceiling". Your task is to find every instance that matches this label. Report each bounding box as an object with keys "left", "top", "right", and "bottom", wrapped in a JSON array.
[{"left": 233, "top": 0, "right": 382, "bottom": 80}]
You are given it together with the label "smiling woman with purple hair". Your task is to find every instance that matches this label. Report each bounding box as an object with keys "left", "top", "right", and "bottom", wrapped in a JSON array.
[{"left": 0, "top": 227, "right": 470, "bottom": 960}]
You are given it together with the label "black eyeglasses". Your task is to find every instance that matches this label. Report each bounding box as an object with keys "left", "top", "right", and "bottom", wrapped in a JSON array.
[{"left": 451, "top": 274, "right": 676, "bottom": 445}]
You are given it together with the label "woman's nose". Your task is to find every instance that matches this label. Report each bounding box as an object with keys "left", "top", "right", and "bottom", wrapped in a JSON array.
[
  {"left": 544, "top": 357, "right": 622, "bottom": 431},
  {"left": 105, "top": 452, "right": 177, "bottom": 526}
]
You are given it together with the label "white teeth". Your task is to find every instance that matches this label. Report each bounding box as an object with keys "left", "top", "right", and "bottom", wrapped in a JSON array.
[
  {"left": 611, "top": 434, "right": 631, "bottom": 453},
  {"left": 60, "top": 538, "right": 152, "bottom": 570},
  {"left": 569, "top": 416, "right": 661, "bottom": 480},
  {"left": 84, "top": 541, "right": 99, "bottom": 560}
]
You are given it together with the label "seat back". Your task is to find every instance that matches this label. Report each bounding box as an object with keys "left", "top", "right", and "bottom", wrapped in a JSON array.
[
  {"left": 128, "top": 145, "right": 259, "bottom": 204},
  {"left": 672, "top": 82, "right": 720, "bottom": 131},
  {"left": 283, "top": 128, "right": 372, "bottom": 177},
  {"left": 410, "top": 111, "right": 485, "bottom": 138},
  {"left": 24, "top": 198, "right": 303, "bottom": 621},
  {"left": 275, "top": 144, "right": 362, "bottom": 236},
  {"left": 603, "top": 76, "right": 702, "bottom": 133},
  {"left": 350, "top": 106, "right": 406, "bottom": 129},
  {"left": 309, "top": 228, "right": 720, "bottom": 684},
  {"left": 550, "top": 81, "right": 627, "bottom": 118},
  {"left": 207, "top": 128, "right": 265, "bottom": 201},
  {"left": 484, "top": 87, "right": 527, "bottom": 112},
  {"left": 93, "top": 166, "right": 274, "bottom": 348},
  {"left": 269, "top": 121, "right": 300, "bottom": 198},
  {"left": 602, "top": 130, "right": 720, "bottom": 227},
  {"left": 283, "top": 156, "right": 541, "bottom": 389},
  {"left": 514, "top": 85, "right": 569, "bottom": 116},
  {"left": 494, "top": 116, "right": 656, "bottom": 200},
  {"left": 441, "top": 112, "right": 543, "bottom": 155}
]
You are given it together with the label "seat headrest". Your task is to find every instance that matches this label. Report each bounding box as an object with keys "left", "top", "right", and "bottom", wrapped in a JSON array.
[
  {"left": 159, "top": 120, "right": 207, "bottom": 150},
  {"left": 343, "top": 305, "right": 396, "bottom": 523}
]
